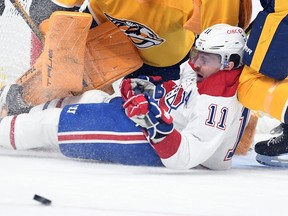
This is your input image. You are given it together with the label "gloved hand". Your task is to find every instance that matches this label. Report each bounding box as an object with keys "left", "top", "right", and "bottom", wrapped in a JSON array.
[
  {"left": 123, "top": 93, "right": 174, "bottom": 142},
  {"left": 120, "top": 78, "right": 137, "bottom": 101},
  {"left": 120, "top": 76, "right": 165, "bottom": 101}
]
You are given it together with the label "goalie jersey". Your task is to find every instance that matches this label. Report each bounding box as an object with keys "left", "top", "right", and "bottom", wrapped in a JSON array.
[{"left": 58, "top": 61, "right": 249, "bottom": 170}]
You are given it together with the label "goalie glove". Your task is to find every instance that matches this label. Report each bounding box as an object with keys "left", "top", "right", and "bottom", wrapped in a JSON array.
[
  {"left": 123, "top": 93, "right": 174, "bottom": 142},
  {"left": 120, "top": 76, "right": 166, "bottom": 101}
]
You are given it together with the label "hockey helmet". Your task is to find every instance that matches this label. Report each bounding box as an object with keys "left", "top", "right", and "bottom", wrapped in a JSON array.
[{"left": 194, "top": 23, "right": 247, "bottom": 69}]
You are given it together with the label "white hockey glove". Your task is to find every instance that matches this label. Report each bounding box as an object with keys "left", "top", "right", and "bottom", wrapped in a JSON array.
[{"left": 123, "top": 93, "right": 174, "bottom": 142}]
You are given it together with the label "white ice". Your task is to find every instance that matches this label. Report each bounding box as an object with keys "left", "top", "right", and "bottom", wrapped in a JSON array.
[
  {"left": 1, "top": 130, "right": 288, "bottom": 216},
  {"left": 2, "top": 1, "right": 288, "bottom": 216}
]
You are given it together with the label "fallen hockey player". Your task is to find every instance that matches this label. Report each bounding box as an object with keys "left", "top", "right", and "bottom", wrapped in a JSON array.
[{"left": 0, "top": 24, "right": 250, "bottom": 170}]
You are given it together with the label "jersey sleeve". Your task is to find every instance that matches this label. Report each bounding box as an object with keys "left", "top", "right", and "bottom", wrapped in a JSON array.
[
  {"left": 158, "top": 124, "right": 227, "bottom": 170},
  {"left": 151, "top": 94, "right": 247, "bottom": 170}
]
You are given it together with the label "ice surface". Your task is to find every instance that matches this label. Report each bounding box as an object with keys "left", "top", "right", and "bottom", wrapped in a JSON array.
[
  {"left": 2, "top": 2, "right": 287, "bottom": 216},
  {"left": 1, "top": 131, "right": 288, "bottom": 216}
]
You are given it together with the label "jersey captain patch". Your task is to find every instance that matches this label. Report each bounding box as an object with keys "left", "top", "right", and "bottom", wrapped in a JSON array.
[{"left": 104, "top": 13, "right": 165, "bottom": 49}]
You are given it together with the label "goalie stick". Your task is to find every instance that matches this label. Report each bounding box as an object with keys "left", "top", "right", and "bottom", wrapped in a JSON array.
[{"left": 9, "top": 0, "right": 44, "bottom": 44}]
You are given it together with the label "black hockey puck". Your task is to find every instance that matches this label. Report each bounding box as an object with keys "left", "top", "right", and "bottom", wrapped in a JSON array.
[{"left": 33, "top": 194, "right": 52, "bottom": 205}]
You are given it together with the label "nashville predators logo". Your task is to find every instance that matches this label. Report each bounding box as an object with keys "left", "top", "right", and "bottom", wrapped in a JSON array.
[{"left": 105, "top": 13, "right": 165, "bottom": 49}]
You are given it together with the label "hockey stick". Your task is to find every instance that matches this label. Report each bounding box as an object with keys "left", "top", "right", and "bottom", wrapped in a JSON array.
[
  {"left": 9, "top": 0, "right": 44, "bottom": 44},
  {"left": 256, "top": 154, "right": 288, "bottom": 168}
]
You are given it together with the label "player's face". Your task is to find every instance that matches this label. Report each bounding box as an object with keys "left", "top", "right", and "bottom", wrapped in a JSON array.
[{"left": 190, "top": 49, "right": 222, "bottom": 82}]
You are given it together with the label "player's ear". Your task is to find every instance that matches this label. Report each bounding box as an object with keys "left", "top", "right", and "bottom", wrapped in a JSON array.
[{"left": 223, "top": 61, "right": 234, "bottom": 71}]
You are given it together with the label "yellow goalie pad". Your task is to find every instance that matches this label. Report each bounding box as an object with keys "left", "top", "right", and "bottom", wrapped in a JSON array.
[
  {"left": 42, "top": 11, "right": 91, "bottom": 91},
  {"left": 17, "top": 11, "right": 143, "bottom": 105},
  {"left": 82, "top": 21, "right": 143, "bottom": 92},
  {"left": 235, "top": 112, "right": 258, "bottom": 155},
  {"left": 17, "top": 11, "right": 91, "bottom": 104},
  {"left": 17, "top": 57, "right": 73, "bottom": 105}
]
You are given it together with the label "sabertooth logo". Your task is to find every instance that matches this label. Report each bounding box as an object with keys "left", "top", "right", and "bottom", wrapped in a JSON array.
[{"left": 105, "top": 13, "right": 165, "bottom": 49}]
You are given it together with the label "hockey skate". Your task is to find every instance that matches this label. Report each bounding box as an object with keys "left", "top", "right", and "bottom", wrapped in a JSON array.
[
  {"left": 0, "top": 84, "right": 32, "bottom": 117},
  {"left": 255, "top": 123, "right": 288, "bottom": 156},
  {"left": 255, "top": 123, "right": 288, "bottom": 167}
]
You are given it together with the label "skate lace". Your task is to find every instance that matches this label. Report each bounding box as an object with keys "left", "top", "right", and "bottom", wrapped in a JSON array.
[
  {"left": 267, "top": 134, "right": 285, "bottom": 146},
  {"left": 267, "top": 123, "right": 288, "bottom": 146}
]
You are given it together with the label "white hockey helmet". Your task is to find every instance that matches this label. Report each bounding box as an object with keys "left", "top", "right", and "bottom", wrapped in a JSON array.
[{"left": 194, "top": 24, "right": 247, "bottom": 69}]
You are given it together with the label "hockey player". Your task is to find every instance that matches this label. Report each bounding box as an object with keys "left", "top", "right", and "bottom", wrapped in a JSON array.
[
  {"left": 27, "top": 0, "right": 251, "bottom": 80},
  {"left": 237, "top": 0, "right": 288, "bottom": 165},
  {"left": 0, "top": 24, "right": 249, "bottom": 170}
]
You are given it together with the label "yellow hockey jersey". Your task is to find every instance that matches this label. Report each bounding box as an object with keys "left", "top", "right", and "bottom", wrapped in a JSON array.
[
  {"left": 238, "top": 0, "right": 288, "bottom": 123},
  {"left": 244, "top": 0, "right": 288, "bottom": 80},
  {"left": 52, "top": 0, "right": 241, "bottom": 67}
]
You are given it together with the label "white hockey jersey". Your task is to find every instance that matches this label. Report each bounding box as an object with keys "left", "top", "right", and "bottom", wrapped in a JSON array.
[{"left": 154, "top": 61, "right": 250, "bottom": 170}]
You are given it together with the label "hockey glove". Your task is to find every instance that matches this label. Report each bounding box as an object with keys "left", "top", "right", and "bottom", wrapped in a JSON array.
[
  {"left": 133, "top": 76, "right": 165, "bottom": 99},
  {"left": 120, "top": 76, "right": 165, "bottom": 101},
  {"left": 120, "top": 78, "right": 137, "bottom": 101},
  {"left": 123, "top": 93, "right": 174, "bottom": 142}
]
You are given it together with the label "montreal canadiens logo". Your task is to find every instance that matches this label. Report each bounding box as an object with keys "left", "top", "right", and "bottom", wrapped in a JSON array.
[{"left": 105, "top": 13, "right": 165, "bottom": 49}]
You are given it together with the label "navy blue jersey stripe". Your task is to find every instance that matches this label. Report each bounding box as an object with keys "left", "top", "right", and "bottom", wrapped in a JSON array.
[
  {"left": 243, "top": 11, "right": 268, "bottom": 66},
  {"left": 260, "top": 14, "right": 288, "bottom": 80}
]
